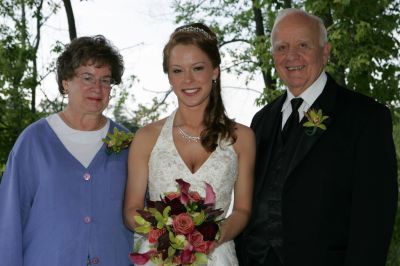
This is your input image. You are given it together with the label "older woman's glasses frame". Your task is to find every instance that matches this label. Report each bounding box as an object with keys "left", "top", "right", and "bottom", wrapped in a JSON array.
[{"left": 76, "top": 73, "right": 116, "bottom": 89}]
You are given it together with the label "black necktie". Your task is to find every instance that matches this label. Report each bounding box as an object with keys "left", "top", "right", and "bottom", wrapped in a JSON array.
[{"left": 282, "top": 98, "right": 304, "bottom": 143}]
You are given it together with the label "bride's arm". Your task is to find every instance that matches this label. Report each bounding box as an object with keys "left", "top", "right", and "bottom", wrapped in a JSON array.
[
  {"left": 217, "top": 124, "right": 255, "bottom": 245},
  {"left": 123, "top": 122, "right": 162, "bottom": 232}
]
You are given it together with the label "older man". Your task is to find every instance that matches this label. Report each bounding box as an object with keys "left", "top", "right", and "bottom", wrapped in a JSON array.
[{"left": 235, "top": 8, "right": 398, "bottom": 266}]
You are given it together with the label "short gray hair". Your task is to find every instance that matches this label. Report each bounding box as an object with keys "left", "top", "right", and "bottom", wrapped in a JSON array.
[{"left": 271, "top": 8, "right": 328, "bottom": 47}]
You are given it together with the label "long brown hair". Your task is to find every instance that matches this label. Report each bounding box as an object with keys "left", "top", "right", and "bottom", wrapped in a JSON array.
[{"left": 163, "top": 23, "right": 236, "bottom": 152}]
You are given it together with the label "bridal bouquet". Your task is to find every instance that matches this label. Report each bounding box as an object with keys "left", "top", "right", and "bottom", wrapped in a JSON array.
[{"left": 130, "top": 179, "right": 224, "bottom": 266}]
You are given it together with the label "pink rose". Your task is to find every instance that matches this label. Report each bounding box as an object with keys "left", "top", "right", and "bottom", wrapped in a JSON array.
[
  {"left": 148, "top": 227, "right": 166, "bottom": 244},
  {"left": 188, "top": 231, "right": 213, "bottom": 254},
  {"left": 173, "top": 213, "right": 195, "bottom": 235},
  {"left": 189, "top": 191, "right": 201, "bottom": 202},
  {"left": 180, "top": 249, "right": 196, "bottom": 264},
  {"left": 165, "top": 192, "right": 180, "bottom": 201}
]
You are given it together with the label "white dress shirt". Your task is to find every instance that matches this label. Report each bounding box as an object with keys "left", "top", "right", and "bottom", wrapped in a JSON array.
[{"left": 281, "top": 72, "right": 327, "bottom": 129}]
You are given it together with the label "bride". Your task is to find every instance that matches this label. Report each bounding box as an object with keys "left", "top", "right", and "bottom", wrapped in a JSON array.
[{"left": 124, "top": 22, "right": 255, "bottom": 265}]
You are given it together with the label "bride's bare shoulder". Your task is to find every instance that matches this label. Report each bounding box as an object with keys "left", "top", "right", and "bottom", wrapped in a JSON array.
[
  {"left": 138, "top": 118, "right": 166, "bottom": 136},
  {"left": 131, "top": 118, "right": 168, "bottom": 153},
  {"left": 232, "top": 122, "right": 255, "bottom": 153}
]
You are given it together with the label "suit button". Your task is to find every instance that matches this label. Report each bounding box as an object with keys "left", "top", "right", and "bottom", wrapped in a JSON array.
[{"left": 90, "top": 257, "right": 99, "bottom": 264}]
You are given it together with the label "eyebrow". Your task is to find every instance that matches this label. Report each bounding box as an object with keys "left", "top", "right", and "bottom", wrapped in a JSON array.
[
  {"left": 171, "top": 61, "right": 207, "bottom": 67},
  {"left": 272, "top": 41, "right": 287, "bottom": 46}
]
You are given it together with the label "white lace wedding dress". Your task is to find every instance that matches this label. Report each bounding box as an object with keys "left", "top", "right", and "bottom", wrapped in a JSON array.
[{"left": 138, "top": 110, "right": 239, "bottom": 265}]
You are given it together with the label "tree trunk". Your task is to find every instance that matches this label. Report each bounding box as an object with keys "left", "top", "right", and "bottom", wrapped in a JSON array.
[
  {"left": 251, "top": 0, "right": 276, "bottom": 90},
  {"left": 63, "top": 0, "right": 77, "bottom": 40},
  {"left": 283, "top": 0, "right": 292, "bottom": 8},
  {"left": 31, "top": 0, "right": 44, "bottom": 115}
]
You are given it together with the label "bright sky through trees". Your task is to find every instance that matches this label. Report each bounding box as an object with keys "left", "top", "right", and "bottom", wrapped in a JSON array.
[{"left": 39, "top": 0, "right": 263, "bottom": 125}]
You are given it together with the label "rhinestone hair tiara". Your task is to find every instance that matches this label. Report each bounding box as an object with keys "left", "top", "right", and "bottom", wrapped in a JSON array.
[{"left": 176, "top": 26, "right": 213, "bottom": 40}]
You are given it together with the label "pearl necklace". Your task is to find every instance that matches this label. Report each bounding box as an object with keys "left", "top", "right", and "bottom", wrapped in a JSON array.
[{"left": 177, "top": 126, "right": 201, "bottom": 143}]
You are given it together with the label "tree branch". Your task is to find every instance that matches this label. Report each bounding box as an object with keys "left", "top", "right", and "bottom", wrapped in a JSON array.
[
  {"left": 219, "top": 38, "right": 251, "bottom": 47},
  {"left": 222, "top": 85, "right": 262, "bottom": 95},
  {"left": 62, "top": 0, "right": 77, "bottom": 40}
]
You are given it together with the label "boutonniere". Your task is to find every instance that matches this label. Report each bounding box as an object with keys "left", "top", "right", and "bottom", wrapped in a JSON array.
[
  {"left": 303, "top": 108, "right": 329, "bottom": 136},
  {"left": 102, "top": 127, "right": 134, "bottom": 154}
]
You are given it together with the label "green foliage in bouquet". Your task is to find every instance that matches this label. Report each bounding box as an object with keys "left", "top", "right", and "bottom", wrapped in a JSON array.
[{"left": 130, "top": 179, "right": 224, "bottom": 266}]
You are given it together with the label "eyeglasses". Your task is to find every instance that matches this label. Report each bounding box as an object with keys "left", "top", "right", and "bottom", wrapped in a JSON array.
[{"left": 76, "top": 73, "right": 116, "bottom": 88}]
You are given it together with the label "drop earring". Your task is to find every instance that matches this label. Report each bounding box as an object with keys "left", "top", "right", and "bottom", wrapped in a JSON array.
[{"left": 212, "top": 79, "right": 216, "bottom": 89}]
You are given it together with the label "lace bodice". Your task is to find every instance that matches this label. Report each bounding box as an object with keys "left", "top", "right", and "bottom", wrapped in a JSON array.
[
  {"left": 146, "top": 110, "right": 239, "bottom": 265},
  {"left": 148, "top": 111, "right": 238, "bottom": 218}
]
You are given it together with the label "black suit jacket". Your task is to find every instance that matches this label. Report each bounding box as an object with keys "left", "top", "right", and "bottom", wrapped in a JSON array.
[{"left": 236, "top": 75, "right": 398, "bottom": 266}]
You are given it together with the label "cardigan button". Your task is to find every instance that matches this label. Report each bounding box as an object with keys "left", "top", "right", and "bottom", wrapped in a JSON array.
[
  {"left": 83, "top": 173, "right": 91, "bottom": 181},
  {"left": 83, "top": 216, "right": 92, "bottom": 224}
]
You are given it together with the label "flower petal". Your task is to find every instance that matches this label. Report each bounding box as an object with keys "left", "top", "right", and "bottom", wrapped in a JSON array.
[
  {"left": 180, "top": 249, "right": 196, "bottom": 264},
  {"left": 176, "top": 178, "right": 190, "bottom": 194},
  {"left": 204, "top": 182, "right": 216, "bottom": 205},
  {"left": 176, "top": 179, "right": 190, "bottom": 204},
  {"left": 129, "top": 250, "right": 157, "bottom": 265}
]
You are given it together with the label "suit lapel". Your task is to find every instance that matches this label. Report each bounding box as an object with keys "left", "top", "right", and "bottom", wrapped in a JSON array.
[
  {"left": 284, "top": 76, "right": 338, "bottom": 180},
  {"left": 253, "top": 93, "right": 287, "bottom": 197}
]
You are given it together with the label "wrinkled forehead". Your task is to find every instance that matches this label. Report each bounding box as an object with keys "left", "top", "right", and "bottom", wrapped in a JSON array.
[
  {"left": 74, "top": 61, "right": 112, "bottom": 75},
  {"left": 272, "top": 13, "right": 320, "bottom": 43}
]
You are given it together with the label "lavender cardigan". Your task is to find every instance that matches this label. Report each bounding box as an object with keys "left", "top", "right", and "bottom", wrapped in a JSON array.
[{"left": 0, "top": 118, "right": 133, "bottom": 266}]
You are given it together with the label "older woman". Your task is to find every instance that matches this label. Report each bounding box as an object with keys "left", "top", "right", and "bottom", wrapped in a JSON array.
[{"left": 0, "top": 35, "right": 133, "bottom": 266}]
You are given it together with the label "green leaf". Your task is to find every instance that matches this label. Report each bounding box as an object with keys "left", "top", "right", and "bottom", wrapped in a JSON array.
[
  {"left": 195, "top": 252, "right": 208, "bottom": 264},
  {"left": 135, "top": 225, "right": 151, "bottom": 234},
  {"left": 154, "top": 210, "right": 164, "bottom": 222},
  {"left": 134, "top": 215, "right": 144, "bottom": 224},
  {"left": 167, "top": 246, "right": 176, "bottom": 258},
  {"left": 192, "top": 210, "right": 205, "bottom": 226},
  {"left": 102, "top": 127, "right": 134, "bottom": 154},
  {"left": 303, "top": 121, "right": 315, "bottom": 127},
  {"left": 163, "top": 206, "right": 171, "bottom": 218},
  {"left": 168, "top": 231, "right": 176, "bottom": 242},
  {"left": 170, "top": 234, "right": 186, "bottom": 250}
]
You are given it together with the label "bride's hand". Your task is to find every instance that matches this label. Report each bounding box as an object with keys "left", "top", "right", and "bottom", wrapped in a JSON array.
[{"left": 213, "top": 222, "right": 227, "bottom": 249}]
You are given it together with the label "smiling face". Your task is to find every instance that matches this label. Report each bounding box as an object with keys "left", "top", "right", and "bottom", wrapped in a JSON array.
[
  {"left": 168, "top": 44, "right": 219, "bottom": 109},
  {"left": 272, "top": 12, "right": 331, "bottom": 96},
  {"left": 62, "top": 63, "right": 112, "bottom": 116}
]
